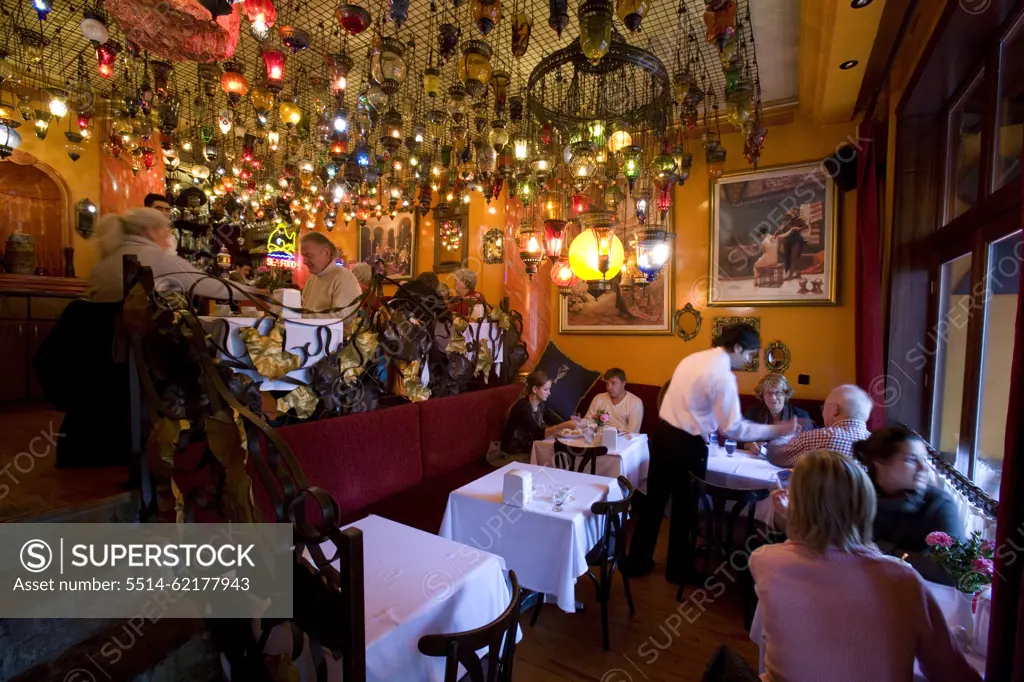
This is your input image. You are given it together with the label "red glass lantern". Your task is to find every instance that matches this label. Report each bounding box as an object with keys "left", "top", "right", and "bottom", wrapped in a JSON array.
[
  {"left": 656, "top": 182, "right": 671, "bottom": 217},
  {"left": 222, "top": 176, "right": 235, "bottom": 193},
  {"left": 543, "top": 219, "right": 567, "bottom": 261},
  {"left": 140, "top": 147, "right": 156, "bottom": 170},
  {"left": 335, "top": 3, "right": 372, "bottom": 35},
  {"left": 261, "top": 49, "right": 286, "bottom": 93},
  {"left": 243, "top": 0, "right": 278, "bottom": 31},
  {"left": 551, "top": 256, "right": 579, "bottom": 296},
  {"left": 570, "top": 192, "right": 590, "bottom": 215},
  {"left": 96, "top": 42, "right": 118, "bottom": 78}
]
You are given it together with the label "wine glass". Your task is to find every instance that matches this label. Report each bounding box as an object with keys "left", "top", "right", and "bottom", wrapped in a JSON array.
[{"left": 551, "top": 485, "right": 569, "bottom": 512}]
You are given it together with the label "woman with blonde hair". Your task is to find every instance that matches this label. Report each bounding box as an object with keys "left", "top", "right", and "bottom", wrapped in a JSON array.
[
  {"left": 745, "top": 373, "right": 812, "bottom": 425},
  {"left": 750, "top": 450, "right": 981, "bottom": 682},
  {"left": 88, "top": 208, "right": 253, "bottom": 302}
]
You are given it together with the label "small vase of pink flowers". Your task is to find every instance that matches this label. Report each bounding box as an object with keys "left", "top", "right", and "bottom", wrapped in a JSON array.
[
  {"left": 594, "top": 409, "right": 612, "bottom": 427},
  {"left": 926, "top": 530, "right": 995, "bottom": 646}
]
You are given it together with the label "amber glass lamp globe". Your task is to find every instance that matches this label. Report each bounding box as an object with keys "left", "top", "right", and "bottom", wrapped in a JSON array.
[{"left": 568, "top": 227, "right": 624, "bottom": 281}]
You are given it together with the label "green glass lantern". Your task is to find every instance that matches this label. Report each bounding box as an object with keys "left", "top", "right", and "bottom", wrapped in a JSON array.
[
  {"left": 578, "top": 0, "right": 613, "bottom": 65},
  {"left": 621, "top": 144, "right": 643, "bottom": 192}
]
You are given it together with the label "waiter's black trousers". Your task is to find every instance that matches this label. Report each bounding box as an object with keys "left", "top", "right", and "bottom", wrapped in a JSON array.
[{"left": 626, "top": 420, "right": 708, "bottom": 583}]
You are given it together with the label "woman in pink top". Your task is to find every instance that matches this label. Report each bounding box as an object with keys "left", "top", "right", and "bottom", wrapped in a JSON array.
[{"left": 749, "top": 450, "right": 981, "bottom": 682}]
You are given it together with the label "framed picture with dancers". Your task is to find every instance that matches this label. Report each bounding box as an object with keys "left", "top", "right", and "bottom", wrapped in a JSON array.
[
  {"left": 358, "top": 211, "right": 418, "bottom": 281},
  {"left": 708, "top": 162, "right": 838, "bottom": 306}
]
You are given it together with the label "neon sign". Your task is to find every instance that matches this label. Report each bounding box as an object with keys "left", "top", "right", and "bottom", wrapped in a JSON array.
[{"left": 266, "top": 222, "right": 297, "bottom": 269}]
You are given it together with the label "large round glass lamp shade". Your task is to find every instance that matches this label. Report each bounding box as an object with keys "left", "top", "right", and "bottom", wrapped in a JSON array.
[
  {"left": 578, "top": 0, "right": 613, "bottom": 65},
  {"left": 371, "top": 37, "right": 407, "bottom": 95},
  {"left": 568, "top": 227, "right": 624, "bottom": 281},
  {"left": 0, "top": 123, "right": 22, "bottom": 158}
]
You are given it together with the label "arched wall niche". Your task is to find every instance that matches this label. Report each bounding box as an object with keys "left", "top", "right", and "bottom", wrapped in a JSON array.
[{"left": 0, "top": 150, "right": 74, "bottom": 276}]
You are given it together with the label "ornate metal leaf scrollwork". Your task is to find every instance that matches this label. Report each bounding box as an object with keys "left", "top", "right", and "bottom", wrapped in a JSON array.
[
  {"left": 482, "top": 228, "right": 504, "bottom": 265},
  {"left": 673, "top": 303, "right": 702, "bottom": 342},
  {"left": 764, "top": 340, "right": 791, "bottom": 373}
]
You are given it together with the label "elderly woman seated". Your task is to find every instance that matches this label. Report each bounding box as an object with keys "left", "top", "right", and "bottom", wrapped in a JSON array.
[
  {"left": 742, "top": 373, "right": 812, "bottom": 452},
  {"left": 448, "top": 267, "right": 485, "bottom": 317},
  {"left": 751, "top": 450, "right": 981, "bottom": 682}
]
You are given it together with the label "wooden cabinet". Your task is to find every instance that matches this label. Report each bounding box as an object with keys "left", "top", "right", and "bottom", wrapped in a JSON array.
[
  {"left": 28, "top": 321, "right": 57, "bottom": 401},
  {"left": 0, "top": 320, "right": 29, "bottom": 402},
  {"left": 0, "top": 280, "right": 83, "bottom": 403}
]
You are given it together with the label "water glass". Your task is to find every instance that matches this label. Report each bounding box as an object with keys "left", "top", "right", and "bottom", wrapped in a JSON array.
[
  {"left": 725, "top": 439, "right": 736, "bottom": 455},
  {"left": 583, "top": 428, "right": 595, "bottom": 446},
  {"left": 551, "top": 485, "right": 569, "bottom": 512}
]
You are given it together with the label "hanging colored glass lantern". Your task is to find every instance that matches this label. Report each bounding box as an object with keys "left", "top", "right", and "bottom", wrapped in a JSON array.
[
  {"left": 530, "top": 152, "right": 553, "bottom": 178},
  {"left": 492, "top": 71, "right": 510, "bottom": 115},
  {"left": 578, "top": 0, "right": 613, "bottom": 65},
  {"left": 672, "top": 145, "right": 693, "bottom": 184},
  {"left": 218, "top": 109, "right": 234, "bottom": 135},
  {"left": 32, "top": 0, "right": 53, "bottom": 21},
  {"left": 568, "top": 222, "right": 624, "bottom": 293},
  {"left": 511, "top": 12, "right": 532, "bottom": 57},
  {"left": 539, "top": 189, "right": 563, "bottom": 222},
  {"left": 636, "top": 225, "right": 671, "bottom": 279},
  {"left": 653, "top": 149, "right": 676, "bottom": 182},
  {"left": 548, "top": 0, "right": 568, "bottom": 36},
  {"left": 744, "top": 120, "right": 767, "bottom": 167},
  {"left": 544, "top": 217, "right": 567, "bottom": 261},
  {"left": 656, "top": 180, "right": 672, "bottom": 217},
  {"left": 512, "top": 132, "right": 530, "bottom": 161},
  {"left": 459, "top": 40, "right": 493, "bottom": 98},
  {"left": 439, "top": 22, "right": 460, "bottom": 60},
  {"left": 371, "top": 37, "right": 407, "bottom": 95},
  {"left": 243, "top": 0, "right": 277, "bottom": 39},
  {"left": 261, "top": 49, "right": 286, "bottom": 92},
  {"left": 607, "top": 129, "right": 631, "bottom": 154},
  {"left": 251, "top": 86, "right": 274, "bottom": 126},
  {"left": 80, "top": 9, "right": 109, "bottom": 44},
  {"left": 635, "top": 188, "right": 650, "bottom": 223},
  {"left": 33, "top": 111, "right": 51, "bottom": 140},
  {"left": 726, "top": 77, "right": 753, "bottom": 126},
  {"left": 96, "top": 41, "right": 118, "bottom": 78},
  {"left": 488, "top": 120, "right": 509, "bottom": 152},
  {"left": 704, "top": 130, "right": 726, "bottom": 178},
  {"left": 0, "top": 122, "right": 22, "bottom": 158},
  {"left": 336, "top": 3, "right": 371, "bottom": 35},
  {"left": 330, "top": 51, "right": 353, "bottom": 95},
  {"left": 615, "top": 0, "right": 649, "bottom": 31},
  {"left": 139, "top": 147, "right": 156, "bottom": 170},
  {"left": 551, "top": 256, "right": 579, "bottom": 295},
  {"left": 518, "top": 221, "right": 544, "bottom": 278},
  {"left": 446, "top": 83, "right": 470, "bottom": 123},
  {"left": 603, "top": 181, "right": 624, "bottom": 212},
  {"left": 704, "top": 0, "right": 737, "bottom": 52},
  {"left": 380, "top": 108, "right": 403, "bottom": 152},
  {"left": 423, "top": 67, "right": 442, "bottom": 98},
  {"left": 279, "top": 97, "right": 302, "bottom": 127},
  {"left": 472, "top": 0, "right": 501, "bottom": 35},
  {"left": 622, "top": 145, "right": 643, "bottom": 192},
  {"left": 571, "top": 192, "right": 590, "bottom": 216},
  {"left": 278, "top": 25, "right": 311, "bottom": 52},
  {"left": 389, "top": 0, "right": 410, "bottom": 27},
  {"left": 44, "top": 88, "right": 68, "bottom": 121},
  {"left": 221, "top": 63, "right": 249, "bottom": 105}
]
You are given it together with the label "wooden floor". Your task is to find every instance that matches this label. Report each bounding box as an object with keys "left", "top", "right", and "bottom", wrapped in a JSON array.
[
  {"left": 0, "top": 405, "right": 759, "bottom": 679},
  {"left": 513, "top": 541, "right": 759, "bottom": 681},
  {"left": 0, "top": 405, "right": 127, "bottom": 522}
]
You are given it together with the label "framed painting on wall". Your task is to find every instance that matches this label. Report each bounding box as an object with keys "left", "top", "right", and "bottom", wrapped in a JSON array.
[
  {"left": 358, "top": 211, "right": 417, "bottom": 281},
  {"left": 708, "top": 162, "right": 838, "bottom": 306},
  {"left": 559, "top": 201, "right": 674, "bottom": 335}
]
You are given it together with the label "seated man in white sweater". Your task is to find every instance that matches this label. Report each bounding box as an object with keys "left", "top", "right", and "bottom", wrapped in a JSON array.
[{"left": 584, "top": 368, "right": 644, "bottom": 433}]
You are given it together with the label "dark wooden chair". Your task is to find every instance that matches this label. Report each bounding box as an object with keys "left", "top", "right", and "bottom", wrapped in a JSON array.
[
  {"left": 418, "top": 570, "right": 523, "bottom": 682},
  {"left": 676, "top": 473, "right": 771, "bottom": 630},
  {"left": 553, "top": 439, "right": 608, "bottom": 475},
  {"left": 530, "top": 476, "right": 635, "bottom": 651}
]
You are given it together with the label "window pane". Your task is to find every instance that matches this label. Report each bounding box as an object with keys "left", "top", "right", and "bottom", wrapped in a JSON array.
[
  {"left": 974, "top": 230, "right": 1023, "bottom": 500},
  {"left": 996, "top": 24, "right": 1024, "bottom": 188},
  {"left": 949, "top": 73, "right": 985, "bottom": 221},
  {"left": 931, "top": 252, "right": 974, "bottom": 471}
]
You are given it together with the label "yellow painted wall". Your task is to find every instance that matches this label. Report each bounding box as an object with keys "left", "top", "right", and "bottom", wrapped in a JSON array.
[
  {"left": 5, "top": 125, "right": 103, "bottom": 279},
  {"left": 315, "top": 189, "right": 507, "bottom": 305},
  {"left": 548, "top": 119, "right": 859, "bottom": 399}
]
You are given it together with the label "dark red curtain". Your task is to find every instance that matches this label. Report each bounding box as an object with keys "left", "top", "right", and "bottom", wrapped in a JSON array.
[
  {"left": 986, "top": 172, "right": 1024, "bottom": 682},
  {"left": 855, "top": 120, "right": 886, "bottom": 429}
]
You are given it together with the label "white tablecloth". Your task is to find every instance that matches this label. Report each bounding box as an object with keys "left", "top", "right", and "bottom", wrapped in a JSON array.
[
  {"left": 439, "top": 463, "right": 623, "bottom": 613},
  {"left": 750, "top": 577, "right": 986, "bottom": 680},
  {"left": 201, "top": 315, "right": 344, "bottom": 391},
  {"left": 530, "top": 433, "right": 650, "bottom": 494},
  {"left": 302, "top": 515, "right": 516, "bottom": 682},
  {"left": 706, "top": 445, "right": 785, "bottom": 489}
]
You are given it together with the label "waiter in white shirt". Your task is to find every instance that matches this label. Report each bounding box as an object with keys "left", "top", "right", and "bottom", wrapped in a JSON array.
[{"left": 625, "top": 323, "right": 797, "bottom": 583}]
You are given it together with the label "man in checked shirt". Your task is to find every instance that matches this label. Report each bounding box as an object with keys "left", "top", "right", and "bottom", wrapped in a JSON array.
[{"left": 766, "top": 384, "right": 874, "bottom": 468}]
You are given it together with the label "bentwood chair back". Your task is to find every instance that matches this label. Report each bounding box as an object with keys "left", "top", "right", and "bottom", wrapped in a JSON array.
[
  {"left": 553, "top": 439, "right": 607, "bottom": 475},
  {"left": 679, "top": 473, "right": 771, "bottom": 629},
  {"left": 528, "top": 477, "right": 635, "bottom": 651},
  {"left": 418, "top": 570, "right": 523, "bottom": 682}
]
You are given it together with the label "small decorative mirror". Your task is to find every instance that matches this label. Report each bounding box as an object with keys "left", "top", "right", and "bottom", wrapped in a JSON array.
[
  {"left": 76, "top": 198, "right": 97, "bottom": 238},
  {"left": 674, "top": 303, "right": 702, "bottom": 342},
  {"left": 764, "top": 340, "right": 791, "bottom": 373},
  {"left": 482, "top": 228, "right": 504, "bottom": 264}
]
